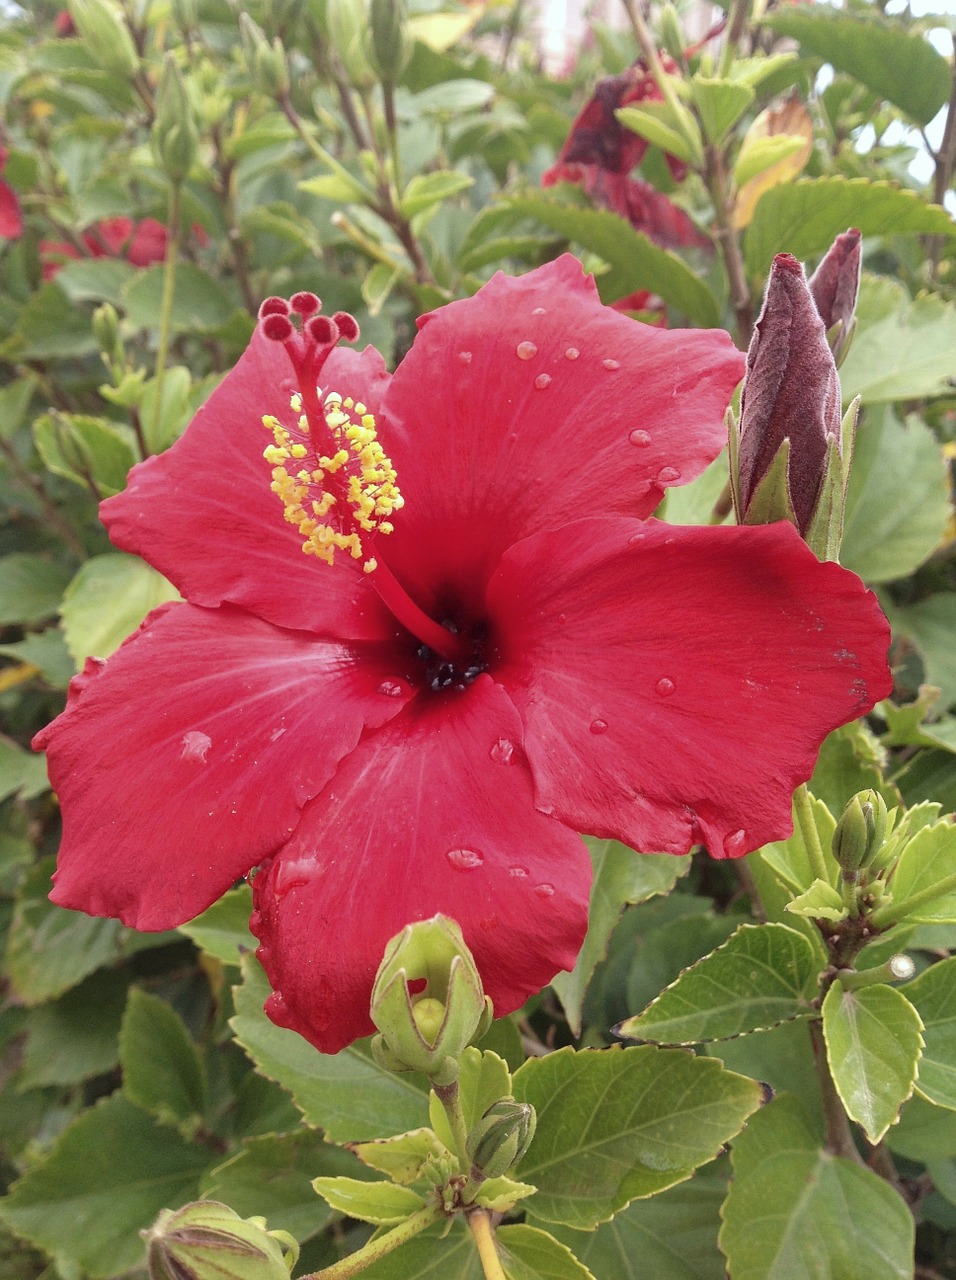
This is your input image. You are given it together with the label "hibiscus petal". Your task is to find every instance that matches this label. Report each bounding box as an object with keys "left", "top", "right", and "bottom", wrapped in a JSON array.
[
  {"left": 101, "top": 331, "right": 394, "bottom": 640},
  {"left": 35, "top": 602, "right": 416, "bottom": 930},
  {"left": 0, "top": 178, "right": 22, "bottom": 239},
  {"left": 250, "top": 676, "right": 591, "bottom": 1053},
  {"left": 380, "top": 255, "right": 744, "bottom": 614},
  {"left": 488, "top": 517, "right": 893, "bottom": 858}
]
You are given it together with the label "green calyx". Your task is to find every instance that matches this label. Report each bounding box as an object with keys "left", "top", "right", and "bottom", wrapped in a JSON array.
[{"left": 143, "top": 1201, "right": 298, "bottom": 1280}]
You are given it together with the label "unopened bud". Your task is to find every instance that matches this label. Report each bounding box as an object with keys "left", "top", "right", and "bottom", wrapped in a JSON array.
[
  {"left": 92, "top": 303, "right": 121, "bottom": 362},
  {"left": 152, "top": 54, "right": 198, "bottom": 185},
  {"left": 68, "top": 0, "right": 139, "bottom": 77},
  {"left": 658, "top": 4, "right": 686, "bottom": 64},
  {"left": 370, "top": 915, "right": 493, "bottom": 1082},
  {"left": 367, "top": 0, "right": 412, "bottom": 83},
  {"left": 143, "top": 1201, "right": 298, "bottom": 1280},
  {"left": 832, "top": 789, "right": 888, "bottom": 878},
  {"left": 326, "top": 0, "right": 375, "bottom": 88},
  {"left": 239, "top": 14, "right": 290, "bottom": 99},
  {"left": 731, "top": 253, "right": 846, "bottom": 556},
  {"left": 467, "top": 1099, "right": 536, "bottom": 1179},
  {"left": 808, "top": 228, "right": 861, "bottom": 367}
]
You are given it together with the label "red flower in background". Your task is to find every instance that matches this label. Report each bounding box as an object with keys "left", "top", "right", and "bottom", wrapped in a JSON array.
[
  {"left": 0, "top": 147, "right": 23, "bottom": 241},
  {"left": 35, "top": 257, "right": 891, "bottom": 1054},
  {"left": 40, "top": 216, "right": 207, "bottom": 279},
  {"left": 543, "top": 60, "right": 710, "bottom": 251}
]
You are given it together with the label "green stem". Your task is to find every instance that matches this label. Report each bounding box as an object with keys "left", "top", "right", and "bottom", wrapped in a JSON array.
[
  {"left": 871, "top": 871, "right": 956, "bottom": 929},
  {"left": 794, "top": 784, "right": 831, "bottom": 885},
  {"left": 718, "top": 0, "right": 752, "bottom": 77},
  {"left": 467, "top": 1209, "right": 508, "bottom": 1280},
  {"left": 149, "top": 183, "right": 181, "bottom": 447},
  {"left": 303, "top": 1204, "right": 443, "bottom": 1279},
  {"left": 432, "top": 1079, "right": 471, "bottom": 1172}
]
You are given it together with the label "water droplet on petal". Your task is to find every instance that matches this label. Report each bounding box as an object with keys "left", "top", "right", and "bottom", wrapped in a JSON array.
[
  {"left": 657, "top": 466, "right": 681, "bottom": 484},
  {"left": 490, "top": 737, "right": 515, "bottom": 764},
  {"left": 181, "top": 730, "right": 212, "bottom": 763},
  {"left": 564, "top": 347, "right": 580, "bottom": 360},
  {"left": 534, "top": 373, "right": 552, "bottom": 390},
  {"left": 532, "top": 307, "right": 546, "bottom": 315},
  {"left": 447, "top": 847, "right": 484, "bottom": 871},
  {"left": 602, "top": 358, "right": 621, "bottom": 370},
  {"left": 557, "top": 612, "right": 567, "bottom": 624},
  {"left": 269, "top": 725, "right": 287, "bottom": 742},
  {"left": 509, "top": 865, "right": 528, "bottom": 878},
  {"left": 377, "top": 680, "right": 404, "bottom": 698},
  {"left": 516, "top": 341, "right": 537, "bottom": 360},
  {"left": 725, "top": 829, "right": 747, "bottom": 856},
  {"left": 275, "top": 859, "right": 311, "bottom": 895},
  {"left": 534, "top": 882, "right": 555, "bottom": 898},
  {"left": 629, "top": 429, "right": 652, "bottom": 447},
  {"left": 656, "top": 677, "right": 676, "bottom": 697},
  {"left": 590, "top": 718, "right": 609, "bottom": 734},
  {"left": 458, "top": 350, "right": 472, "bottom": 364},
  {"left": 628, "top": 530, "right": 647, "bottom": 545}
]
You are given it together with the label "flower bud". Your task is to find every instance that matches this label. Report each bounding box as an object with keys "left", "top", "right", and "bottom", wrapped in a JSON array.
[
  {"left": 151, "top": 54, "right": 198, "bottom": 185},
  {"left": 366, "top": 0, "right": 412, "bottom": 84},
  {"left": 730, "top": 253, "right": 847, "bottom": 556},
  {"left": 326, "top": 0, "right": 376, "bottom": 88},
  {"left": 143, "top": 1201, "right": 298, "bottom": 1280},
  {"left": 68, "top": 0, "right": 139, "bottom": 77},
  {"left": 808, "top": 228, "right": 861, "bottom": 366},
  {"left": 239, "top": 14, "right": 290, "bottom": 99},
  {"left": 832, "top": 789, "right": 888, "bottom": 878},
  {"left": 466, "top": 1099, "right": 536, "bottom": 1180},
  {"left": 92, "top": 303, "right": 121, "bottom": 363},
  {"left": 370, "top": 915, "right": 493, "bottom": 1082},
  {"left": 658, "top": 4, "right": 686, "bottom": 64}
]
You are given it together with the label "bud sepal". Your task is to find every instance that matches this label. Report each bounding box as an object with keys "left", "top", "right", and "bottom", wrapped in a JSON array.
[{"left": 143, "top": 1201, "right": 298, "bottom": 1280}]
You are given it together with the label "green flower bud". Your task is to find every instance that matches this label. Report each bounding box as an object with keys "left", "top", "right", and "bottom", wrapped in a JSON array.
[
  {"left": 366, "top": 0, "right": 411, "bottom": 84},
  {"left": 239, "top": 14, "right": 291, "bottom": 99},
  {"left": 466, "top": 1099, "right": 536, "bottom": 1180},
  {"left": 92, "top": 303, "right": 121, "bottom": 362},
  {"left": 68, "top": 0, "right": 139, "bottom": 77},
  {"left": 326, "top": 0, "right": 376, "bottom": 89},
  {"left": 143, "top": 1201, "right": 298, "bottom": 1280},
  {"left": 152, "top": 54, "right": 198, "bottom": 185},
  {"left": 832, "top": 789, "right": 888, "bottom": 878},
  {"left": 658, "top": 4, "right": 685, "bottom": 64},
  {"left": 370, "top": 915, "right": 493, "bottom": 1081}
]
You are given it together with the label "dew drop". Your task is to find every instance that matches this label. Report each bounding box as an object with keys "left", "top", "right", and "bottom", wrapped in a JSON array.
[
  {"left": 628, "top": 530, "right": 647, "bottom": 545},
  {"left": 725, "top": 828, "right": 747, "bottom": 856},
  {"left": 490, "top": 737, "right": 515, "bottom": 764},
  {"left": 534, "top": 373, "right": 552, "bottom": 390},
  {"left": 564, "top": 347, "right": 580, "bottom": 360},
  {"left": 275, "top": 859, "right": 311, "bottom": 895},
  {"left": 590, "top": 718, "right": 609, "bottom": 735},
  {"left": 657, "top": 466, "right": 681, "bottom": 484},
  {"left": 602, "top": 358, "right": 621, "bottom": 371},
  {"left": 447, "top": 847, "right": 484, "bottom": 871},
  {"left": 269, "top": 725, "right": 287, "bottom": 742},
  {"left": 557, "top": 612, "right": 567, "bottom": 624},
  {"left": 629, "top": 429, "right": 652, "bottom": 447},
  {"left": 532, "top": 307, "right": 546, "bottom": 315},
  {"left": 516, "top": 341, "right": 537, "bottom": 360},
  {"left": 458, "top": 350, "right": 472, "bottom": 364},
  {"left": 181, "top": 730, "right": 212, "bottom": 763},
  {"left": 655, "top": 677, "right": 676, "bottom": 697},
  {"left": 509, "top": 865, "right": 528, "bottom": 878},
  {"left": 377, "top": 680, "right": 404, "bottom": 698},
  {"left": 534, "top": 882, "right": 555, "bottom": 898}
]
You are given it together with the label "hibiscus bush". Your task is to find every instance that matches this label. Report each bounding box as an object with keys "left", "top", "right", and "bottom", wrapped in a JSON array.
[{"left": 1, "top": 1, "right": 956, "bottom": 1278}]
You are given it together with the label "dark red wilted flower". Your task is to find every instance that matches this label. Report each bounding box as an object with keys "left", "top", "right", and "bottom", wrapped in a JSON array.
[
  {"left": 35, "top": 256, "right": 891, "bottom": 1054},
  {"left": 738, "top": 252, "right": 843, "bottom": 534},
  {"left": 40, "top": 216, "right": 208, "bottom": 279},
  {"left": 0, "top": 146, "right": 23, "bottom": 241}
]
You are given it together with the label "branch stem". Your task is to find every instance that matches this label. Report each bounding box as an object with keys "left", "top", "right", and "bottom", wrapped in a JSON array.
[
  {"left": 809, "top": 1018, "right": 864, "bottom": 1164},
  {"left": 149, "top": 183, "right": 182, "bottom": 445},
  {"left": 303, "top": 1204, "right": 443, "bottom": 1280},
  {"left": 432, "top": 1079, "right": 472, "bottom": 1172},
  {"left": 467, "top": 1209, "right": 508, "bottom": 1280},
  {"left": 793, "top": 784, "right": 831, "bottom": 885}
]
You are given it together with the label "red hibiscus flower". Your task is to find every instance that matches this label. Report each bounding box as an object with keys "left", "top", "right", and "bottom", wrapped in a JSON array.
[
  {"left": 0, "top": 146, "right": 23, "bottom": 241},
  {"left": 40, "top": 216, "right": 207, "bottom": 279},
  {"left": 34, "top": 256, "right": 892, "bottom": 1054}
]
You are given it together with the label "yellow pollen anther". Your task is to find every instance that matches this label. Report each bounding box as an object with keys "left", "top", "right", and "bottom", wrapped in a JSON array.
[{"left": 261, "top": 389, "right": 402, "bottom": 569}]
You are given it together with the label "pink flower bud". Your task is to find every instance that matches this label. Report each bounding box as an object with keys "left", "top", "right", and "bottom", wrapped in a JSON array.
[
  {"left": 737, "top": 253, "right": 842, "bottom": 535},
  {"left": 808, "top": 228, "right": 862, "bottom": 333}
]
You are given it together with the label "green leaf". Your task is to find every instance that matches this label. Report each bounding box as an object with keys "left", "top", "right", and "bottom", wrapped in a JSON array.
[
  {"left": 887, "top": 1093, "right": 956, "bottom": 1161},
  {"left": 810, "top": 720, "right": 894, "bottom": 815},
  {"left": 889, "top": 596, "right": 956, "bottom": 708},
  {"left": 732, "top": 134, "right": 809, "bottom": 190},
  {"left": 400, "top": 170, "right": 474, "bottom": 219},
  {"left": 429, "top": 1048, "right": 511, "bottom": 1152},
  {"left": 886, "top": 819, "right": 956, "bottom": 923},
  {"left": 551, "top": 838, "right": 691, "bottom": 1036},
  {"left": 178, "top": 884, "right": 256, "bottom": 966},
  {"left": 0, "top": 1094, "right": 209, "bottom": 1278},
  {"left": 690, "top": 77, "right": 755, "bottom": 144},
  {"left": 720, "top": 1094, "right": 915, "bottom": 1279},
  {"left": 411, "top": 79, "right": 495, "bottom": 115},
  {"left": 0, "top": 630, "right": 75, "bottom": 688},
  {"left": 312, "top": 1177, "right": 425, "bottom": 1225},
  {"left": 0, "top": 282, "right": 97, "bottom": 360},
  {"left": 119, "top": 988, "right": 207, "bottom": 1133},
  {"left": 230, "top": 955, "right": 430, "bottom": 1142},
  {"left": 140, "top": 365, "right": 193, "bottom": 454},
  {"left": 513, "top": 1046, "right": 762, "bottom": 1228},
  {"left": 841, "top": 293, "right": 956, "bottom": 404},
  {"left": 551, "top": 1172, "right": 728, "bottom": 1280},
  {"left": 0, "top": 375, "right": 37, "bottom": 442},
  {"left": 744, "top": 177, "right": 956, "bottom": 276},
  {"left": 300, "top": 172, "right": 370, "bottom": 204},
  {"left": 755, "top": 792, "right": 837, "bottom": 897},
  {"left": 615, "top": 103, "right": 699, "bottom": 167},
  {"left": 122, "top": 264, "right": 236, "bottom": 333},
  {"left": 496, "top": 1224, "right": 596, "bottom": 1279},
  {"left": 203, "top": 1132, "right": 369, "bottom": 1241},
  {"left": 904, "top": 957, "right": 956, "bottom": 1110},
  {"left": 467, "top": 195, "right": 717, "bottom": 326},
  {"left": 344, "top": 1220, "right": 480, "bottom": 1278},
  {"left": 785, "top": 878, "right": 848, "bottom": 923},
  {"left": 475, "top": 1176, "right": 538, "bottom": 1213},
  {"left": 362, "top": 262, "right": 404, "bottom": 316},
  {"left": 881, "top": 689, "right": 956, "bottom": 755},
  {"left": 55, "top": 258, "right": 134, "bottom": 306},
  {"left": 0, "top": 554, "right": 72, "bottom": 626},
  {"left": 0, "top": 739, "right": 49, "bottom": 803},
  {"left": 349, "top": 1128, "right": 449, "bottom": 1185},
  {"left": 18, "top": 968, "right": 129, "bottom": 1089},
  {"left": 33, "top": 412, "right": 137, "bottom": 497},
  {"left": 617, "top": 923, "right": 820, "bottom": 1044},
  {"left": 59, "top": 552, "right": 180, "bottom": 666},
  {"left": 822, "top": 980, "right": 923, "bottom": 1143},
  {"left": 762, "top": 9, "right": 951, "bottom": 124}
]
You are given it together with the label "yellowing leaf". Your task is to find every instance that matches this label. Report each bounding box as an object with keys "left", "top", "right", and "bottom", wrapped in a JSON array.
[
  {"left": 408, "top": 10, "right": 482, "bottom": 51},
  {"left": 733, "top": 94, "right": 813, "bottom": 229}
]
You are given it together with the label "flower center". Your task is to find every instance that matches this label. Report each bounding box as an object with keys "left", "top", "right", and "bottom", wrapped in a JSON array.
[{"left": 417, "top": 621, "right": 489, "bottom": 692}]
